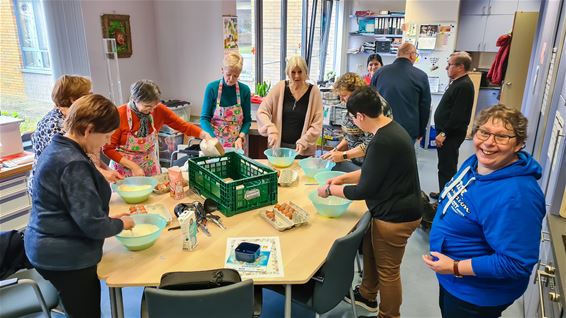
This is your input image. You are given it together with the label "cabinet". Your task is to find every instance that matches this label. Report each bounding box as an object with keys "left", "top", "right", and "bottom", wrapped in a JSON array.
[
  {"left": 460, "top": 0, "right": 518, "bottom": 15},
  {"left": 456, "top": 14, "right": 514, "bottom": 52},
  {"left": 0, "top": 164, "right": 32, "bottom": 231}
]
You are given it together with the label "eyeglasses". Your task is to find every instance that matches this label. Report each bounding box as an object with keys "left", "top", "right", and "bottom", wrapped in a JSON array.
[
  {"left": 447, "top": 63, "right": 460, "bottom": 67},
  {"left": 475, "top": 128, "right": 516, "bottom": 145},
  {"left": 411, "top": 51, "right": 420, "bottom": 58},
  {"left": 348, "top": 113, "right": 358, "bottom": 120}
]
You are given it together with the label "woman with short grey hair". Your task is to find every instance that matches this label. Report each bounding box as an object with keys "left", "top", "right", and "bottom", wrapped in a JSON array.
[{"left": 103, "top": 80, "right": 211, "bottom": 176}]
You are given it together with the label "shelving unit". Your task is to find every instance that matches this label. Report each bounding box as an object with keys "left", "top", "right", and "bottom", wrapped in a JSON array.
[{"left": 346, "top": 11, "right": 405, "bottom": 73}]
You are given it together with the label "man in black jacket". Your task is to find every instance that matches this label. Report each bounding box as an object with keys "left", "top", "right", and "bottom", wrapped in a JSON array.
[
  {"left": 371, "top": 42, "right": 431, "bottom": 143},
  {"left": 430, "top": 52, "right": 475, "bottom": 199}
]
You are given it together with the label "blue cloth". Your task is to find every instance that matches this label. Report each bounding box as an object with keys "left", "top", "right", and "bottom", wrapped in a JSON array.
[
  {"left": 25, "top": 135, "right": 123, "bottom": 271},
  {"left": 429, "top": 151, "right": 545, "bottom": 307},
  {"left": 371, "top": 58, "right": 431, "bottom": 139},
  {"left": 200, "top": 79, "right": 251, "bottom": 137}
]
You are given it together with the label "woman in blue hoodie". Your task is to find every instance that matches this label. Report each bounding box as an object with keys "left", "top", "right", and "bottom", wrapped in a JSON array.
[{"left": 423, "top": 104, "right": 545, "bottom": 318}]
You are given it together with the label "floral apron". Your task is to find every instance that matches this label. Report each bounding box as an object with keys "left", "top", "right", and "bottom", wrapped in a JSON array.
[
  {"left": 109, "top": 105, "right": 160, "bottom": 176},
  {"left": 210, "top": 80, "right": 244, "bottom": 147}
]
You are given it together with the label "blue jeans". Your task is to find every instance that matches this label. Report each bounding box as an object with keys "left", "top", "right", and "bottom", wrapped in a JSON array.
[
  {"left": 439, "top": 285, "right": 511, "bottom": 318},
  {"left": 332, "top": 160, "right": 361, "bottom": 172}
]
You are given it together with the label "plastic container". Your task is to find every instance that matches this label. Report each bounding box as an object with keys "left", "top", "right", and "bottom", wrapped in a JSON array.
[
  {"left": 188, "top": 152, "right": 278, "bottom": 217},
  {"left": 115, "top": 214, "right": 167, "bottom": 251},
  {"left": 263, "top": 148, "right": 297, "bottom": 168},
  {"left": 298, "top": 158, "right": 336, "bottom": 178},
  {"left": 235, "top": 242, "right": 261, "bottom": 263},
  {"left": 308, "top": 190, "right": 352, "bottom": 218},
  {"left": 112, "top": 177, "right": 158, "bottom": 204},
  {"left": 314, "top": 171, "right": 345, "bottom": 186}
]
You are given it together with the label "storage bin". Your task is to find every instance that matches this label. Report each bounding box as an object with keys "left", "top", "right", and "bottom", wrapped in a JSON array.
[
  {"left": 188, "top": 152, "right": 278, "bottom": 217},
  {"left": 160, "top": 100, "right": 191, "bottom": 134}
]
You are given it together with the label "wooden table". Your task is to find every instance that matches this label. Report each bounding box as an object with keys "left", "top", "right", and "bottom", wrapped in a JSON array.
[{"left": 98, "top": 161, "right": 367, "bottom": 318}]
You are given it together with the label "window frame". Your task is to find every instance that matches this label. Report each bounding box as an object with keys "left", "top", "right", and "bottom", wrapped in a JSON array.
[{"left": 13, "top": 0, "right": 52, "bottom": 74}]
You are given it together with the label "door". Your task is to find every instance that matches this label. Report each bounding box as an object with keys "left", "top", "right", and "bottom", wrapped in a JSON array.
[
  {"left": 500, "top": 12, "right": 539, "bottom": 108},
  {"left": 456, "top": 15, "right": 487, "bottom": 52},
  {"left": 482, "top": 14, "right": 515, "bottom": 52}
]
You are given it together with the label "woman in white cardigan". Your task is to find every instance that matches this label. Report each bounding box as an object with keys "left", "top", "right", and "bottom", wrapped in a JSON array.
[{"left": 256, "top": 56, "right": 323, "bottom": 157}]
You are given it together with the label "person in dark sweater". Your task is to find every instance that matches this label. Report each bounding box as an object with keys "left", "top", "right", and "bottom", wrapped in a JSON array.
[
  {"left": 371, "top": 42, "right": 431, "bottom": 142},
  {"left": 25, "top": 94, "right": 135, "bottom": 318},
  {"left": 431, "top": 52, "right": 475, "bottom": 199},
  {"left": 317, "top": 86, "right": 422, "bottom": 316}
]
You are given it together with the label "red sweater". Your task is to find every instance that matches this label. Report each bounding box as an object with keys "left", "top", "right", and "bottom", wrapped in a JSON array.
[{"left": 103, "top": 103, "right": 202, "bottom": 162}]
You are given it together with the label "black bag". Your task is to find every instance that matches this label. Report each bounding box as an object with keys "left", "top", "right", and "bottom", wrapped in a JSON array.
[
  {"left": 0, "top": 230, "right": 32, "bottom": 279},
  {"left": 158, "top": 268, "right": 241, "bottom": 291}
]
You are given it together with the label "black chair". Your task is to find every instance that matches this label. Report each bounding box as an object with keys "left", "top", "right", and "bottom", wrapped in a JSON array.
[
  {"left": 266, "top": 211, "right": 372, "bottom": 317},
  {"left": 144, "top": 279, "right": 254, "bottom": 318}
]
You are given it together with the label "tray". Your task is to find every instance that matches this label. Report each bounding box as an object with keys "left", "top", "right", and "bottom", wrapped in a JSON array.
[{"left": 259, "top": 201, "right": 309, "bottom": 231}]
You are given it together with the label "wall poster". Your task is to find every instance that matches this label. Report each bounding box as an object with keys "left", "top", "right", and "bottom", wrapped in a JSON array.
[{"left": 223, "top": 15, "right": 239, "bottom": 50}]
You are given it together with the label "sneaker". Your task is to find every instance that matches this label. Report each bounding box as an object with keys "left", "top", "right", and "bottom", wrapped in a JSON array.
[
  {"left": 429, "top": 192, "right": 440, "bottom": 200},
  {"left": 344, "top": 286, "right": 378, "bottom": 312}
]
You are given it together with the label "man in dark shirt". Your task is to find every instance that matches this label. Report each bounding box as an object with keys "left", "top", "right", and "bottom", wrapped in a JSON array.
[
  {"left": 317, "top": 86, "right": 422, "bottom": 316},
  {"left": 431, "top": 52, "right": 475, "bottom": 199},
  {"left": 371, "top": 42, "right": 431, "bottom": 142}
]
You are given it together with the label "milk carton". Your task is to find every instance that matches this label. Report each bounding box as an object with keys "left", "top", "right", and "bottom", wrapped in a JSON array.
[{"left": 178, "top": 209, "right": 198, "bottom": 251}]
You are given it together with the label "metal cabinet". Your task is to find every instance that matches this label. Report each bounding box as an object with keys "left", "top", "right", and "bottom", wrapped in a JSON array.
[
  {"left": 456, "top": 14, "right": 514, "bottom": 52},
  {"left": 517, "top": 0, "right": 542, "bottom": 11},
  {"left": 460, "top": 0, "right": 518, "bottom": 15},
  {"left": 0, "top": 173, "right": 31, "bottom": 231}
]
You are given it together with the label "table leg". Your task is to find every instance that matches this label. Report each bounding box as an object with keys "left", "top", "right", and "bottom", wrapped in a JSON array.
[
  {"left": 284, "top": 284, "right": 292, "bottom": 318},
  {"left": 109, "top": 287, "right": 124, "bottom": 318}
]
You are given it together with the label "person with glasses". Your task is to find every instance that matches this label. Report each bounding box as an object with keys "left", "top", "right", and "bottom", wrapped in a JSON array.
[
  {"left": 321, "top": 72, "right": 392, "bottom": 172},
  {"left": 200, "top": 52, "right": 251, "bottom": 150},
  {"left": 423, "top": 104, "right": 545, "bottom": 318},
  {"left": 256, "top": 56, "right": 323, "bottom": 157},
  {"left": 317, "top": 86, "right": 422, "bottom": 316},
  {"left": 103, "top": 80, "right": 210, "bottom": 177},
  {"left": 429, "top": 52, "right": 475, "bottom": 202},
  {"left": 371, "top": 42, "right": 431, "bottom": 143}
]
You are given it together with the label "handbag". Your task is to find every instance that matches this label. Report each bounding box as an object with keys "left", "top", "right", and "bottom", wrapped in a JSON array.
[{"left": 158, "top": 268, "right": 241, "bottom": 291}]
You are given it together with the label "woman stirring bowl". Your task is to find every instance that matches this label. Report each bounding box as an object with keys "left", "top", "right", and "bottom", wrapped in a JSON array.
[{"left": 103, "top": 80, "right": 210, "bottom": 177}]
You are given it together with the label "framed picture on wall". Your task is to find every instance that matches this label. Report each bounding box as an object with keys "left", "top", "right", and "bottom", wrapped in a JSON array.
[
  {"left": 223, "top": 15, "right": 238, "bottom": 50},
  {"left": 101, "top": 14, "right": 132, "bottom": 58}
]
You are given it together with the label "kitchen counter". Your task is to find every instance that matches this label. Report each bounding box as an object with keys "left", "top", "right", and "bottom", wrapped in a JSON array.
[{"left": 547, "top": 214, "right": 566, "bottom": 308}]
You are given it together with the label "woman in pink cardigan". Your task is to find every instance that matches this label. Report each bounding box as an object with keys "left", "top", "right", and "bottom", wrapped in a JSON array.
[{"left": 256, "top": 56, "right": 323, "bottom": 157}]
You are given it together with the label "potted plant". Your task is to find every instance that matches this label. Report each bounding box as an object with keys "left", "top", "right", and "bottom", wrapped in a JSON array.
[{"left": 252, "top": 81, "right": 271, "bottom": 104}]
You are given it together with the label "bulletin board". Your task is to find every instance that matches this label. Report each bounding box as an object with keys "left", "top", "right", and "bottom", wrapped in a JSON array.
[{"left": 404, "top": 22, "right": 458, "bottom": 93}]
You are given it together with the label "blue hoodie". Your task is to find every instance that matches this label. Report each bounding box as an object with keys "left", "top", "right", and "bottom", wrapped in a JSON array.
[{"left": 429, "top": 151, "right": 545, "bottom": 307}]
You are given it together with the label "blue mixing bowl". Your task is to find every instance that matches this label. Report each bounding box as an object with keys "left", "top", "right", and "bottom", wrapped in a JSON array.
[{"left": 115, "top": 214, "right": 167, "bottom": 251}]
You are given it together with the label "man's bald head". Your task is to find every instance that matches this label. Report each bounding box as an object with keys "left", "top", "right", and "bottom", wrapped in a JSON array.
[{"left": 398, "top": 42, "right": 418, "bottom": 64}]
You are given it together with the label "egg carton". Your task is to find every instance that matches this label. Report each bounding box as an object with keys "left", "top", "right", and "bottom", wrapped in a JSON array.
[
  {"left": 259, "top": 201, "right": 309, "bottom": 231},
  {"left": 128, "top": 203, "right": 172, "bottom": 224}
]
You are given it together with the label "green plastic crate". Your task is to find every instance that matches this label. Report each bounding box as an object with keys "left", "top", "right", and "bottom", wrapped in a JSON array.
[{"left": 188, "top": 152, "right": 278, "bottom": 217}]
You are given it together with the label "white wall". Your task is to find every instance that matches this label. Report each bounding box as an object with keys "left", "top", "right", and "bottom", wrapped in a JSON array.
[
  {"left": 81, "top": 0, "right": 160, "bottom": 105},
  {"left": 153, "top": 0, "right": 236, "bottom": 115}
]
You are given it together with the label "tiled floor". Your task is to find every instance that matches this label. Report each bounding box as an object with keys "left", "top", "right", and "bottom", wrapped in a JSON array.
[{"left": 99, "top": 141, "right": 525, "bottom": 317}]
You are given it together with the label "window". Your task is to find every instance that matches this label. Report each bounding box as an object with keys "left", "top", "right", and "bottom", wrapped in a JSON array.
[
  {"left": 14, "top": 0, "right": 51, "bottom": 73},
  {"left": 236, "top": 0, "right": 338, "bottom": 92},
  {"left": 1, "top": 0, "right": 52, "bottom": 134}
]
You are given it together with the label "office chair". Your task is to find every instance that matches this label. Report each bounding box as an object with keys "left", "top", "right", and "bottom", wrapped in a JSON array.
[
  {"left": 0, "top": 268, "right": 60, "bottom": 318},
  {"left": 266, "top": 211, "right": 371, "bottom": 317},
  {"left": 144, "top": 279, "right": 254, "bottom": 318}
]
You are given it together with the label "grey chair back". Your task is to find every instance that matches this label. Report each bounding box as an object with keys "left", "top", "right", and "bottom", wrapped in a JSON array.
[
  {"left": 0, "top": 269, "right": 59, "bottom": 318},
  {"left": 144, "top": 279, "right": 254, "bottom": 318},
  {"left": 311, "top": 211, "right": 371, "bottom": 314}
]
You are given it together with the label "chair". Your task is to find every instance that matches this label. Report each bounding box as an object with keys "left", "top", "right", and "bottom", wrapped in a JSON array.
[
  {"left": 266, "top": 211, "right": 371, "bottom": 317},
  {"left": 0, "top": 268, "right": 60, "bottom": 318},
  {"left": 144, "top": 279, "right": 254, "bottom": 318}
]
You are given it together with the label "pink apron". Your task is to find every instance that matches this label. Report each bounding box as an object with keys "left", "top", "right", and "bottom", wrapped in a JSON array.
[
  {"left": 210, "top": 80, "right": 244, "bottom": 148},
  {"left": 109, "top": 105, "right": 161, "bottom": 177}
]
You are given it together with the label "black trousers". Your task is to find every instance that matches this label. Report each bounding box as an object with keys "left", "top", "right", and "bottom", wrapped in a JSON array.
[
  {"left": 439, "top": 285, "right": 511, "bottom": 318},
  {"left": 436, "top": 131, "right": 466, "bottom": 192},
  {"left": 36, "top": 265, "right": 101, "bottom": 318}
]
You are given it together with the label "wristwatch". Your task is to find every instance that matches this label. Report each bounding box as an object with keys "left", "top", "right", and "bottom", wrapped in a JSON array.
[
  {"left": 325, "top": 185, "right": 332, "bottom": 196},
  {"left": 438, "top": 132, "right": 446, "bottom": 138},
  {"left": 453, "top": 260, "right": 463, "bottom": 278},
  {"left": 342, "top": 152, "right": 348, "bottom": 160}
]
